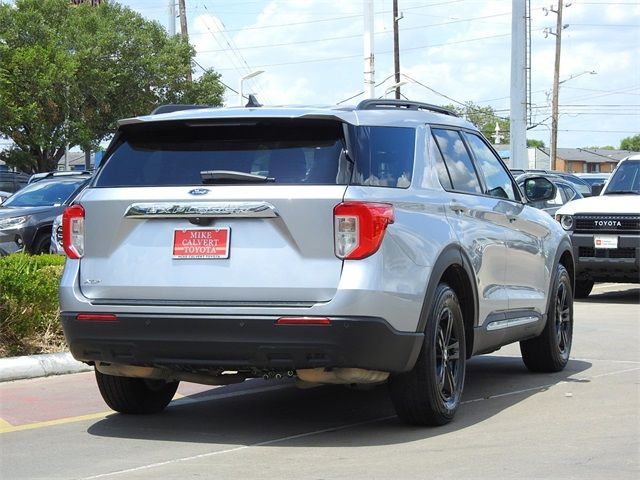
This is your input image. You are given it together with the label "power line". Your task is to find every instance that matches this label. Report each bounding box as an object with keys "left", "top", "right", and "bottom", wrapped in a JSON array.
[
  {"left": 188, "top": 13, "right": 362, "bottom": 36},
  {"left": 400, "top": 73, "right": 466, "bottom": 106},
  {"left": 196, "top": 12, "right": 513, "bottom": 54},
  {"left": 193, "top": 59, "right": 238, "bottom": 94},
  {"left": 210, "top": 32, "right": 511, "bottom": 71},
  {"left": 570, "top": 23, "right": 640, "bottom": 27},
  {"left": 557, "top": 129, "right": 639, "bottom": 133}
]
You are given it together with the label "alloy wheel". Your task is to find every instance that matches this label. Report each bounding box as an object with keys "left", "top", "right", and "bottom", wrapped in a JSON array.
[{"left": 435, "top": 307, "right": 461, "bottom": 406}]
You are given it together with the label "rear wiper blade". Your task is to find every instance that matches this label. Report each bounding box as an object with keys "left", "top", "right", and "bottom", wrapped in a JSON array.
[{"left": 200, "top": 170, "right": 275, "bottom": 184}]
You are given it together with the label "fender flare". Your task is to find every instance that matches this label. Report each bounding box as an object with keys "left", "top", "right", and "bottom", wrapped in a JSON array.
[
  {"left": 544, "top": 238, "right": 575, "bottom": 322},
  {"left": 416, "top": 244, "right": 479, "bottom": 333}
]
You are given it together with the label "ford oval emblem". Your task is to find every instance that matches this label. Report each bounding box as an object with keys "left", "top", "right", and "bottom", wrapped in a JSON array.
[{"left": 188, "top": 188, "right": 210, "bottom": 196}]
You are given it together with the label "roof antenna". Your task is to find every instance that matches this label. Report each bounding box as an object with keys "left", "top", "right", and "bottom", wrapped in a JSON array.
[{"left": 245, "top": 94, "right": 262, "bottom": 108}]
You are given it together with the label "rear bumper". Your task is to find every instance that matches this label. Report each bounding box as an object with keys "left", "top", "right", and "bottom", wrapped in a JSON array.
[
  {"left": 570, "top": 233, "right": 640, "bottom": 282},
  {"left": 61, "top": 313, "right": 424, "bottom": 373}
]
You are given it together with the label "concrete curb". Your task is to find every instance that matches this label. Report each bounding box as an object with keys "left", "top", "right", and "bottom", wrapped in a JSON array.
[{"left": 0, "top": 352, "right": 92, "bottom": 382}]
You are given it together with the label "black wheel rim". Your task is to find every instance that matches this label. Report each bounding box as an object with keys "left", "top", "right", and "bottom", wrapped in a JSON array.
[
  {"left": 435, "top": 306, "right": 461, "bottom": 406},
  {"left": 555, "top": 281, "right": 572, "bottom": 358}
]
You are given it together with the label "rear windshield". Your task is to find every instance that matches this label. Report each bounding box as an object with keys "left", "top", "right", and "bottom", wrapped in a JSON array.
[
  {"left": 2, "top": 177, "right": 88, "bottom": 207},
  {"left": 95, "top": 119, "right": 416, "bottom": 189}
]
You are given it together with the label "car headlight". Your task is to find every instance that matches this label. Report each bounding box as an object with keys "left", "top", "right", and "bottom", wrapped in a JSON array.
[
  {"left": 0, "top": 215, "right": 30, "bottom": 231},
  {"left": 555, "top": 214, "right": 573, "bottom": 231}
]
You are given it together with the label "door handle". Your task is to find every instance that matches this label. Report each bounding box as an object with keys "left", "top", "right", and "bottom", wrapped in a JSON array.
[{"left": 449, "top": 202, "right": 468, "bottom": 215}]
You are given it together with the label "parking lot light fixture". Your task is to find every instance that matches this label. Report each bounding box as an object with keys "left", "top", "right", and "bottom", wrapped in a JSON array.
[{"left": 239, "top": 70, "right": 264, "bottom": 106}]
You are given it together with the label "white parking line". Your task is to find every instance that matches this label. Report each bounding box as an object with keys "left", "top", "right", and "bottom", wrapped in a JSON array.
[{"left": 77, "top": 364, "right": 640, "bottom": 479}]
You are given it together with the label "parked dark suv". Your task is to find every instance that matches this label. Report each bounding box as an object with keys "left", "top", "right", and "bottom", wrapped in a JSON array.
[
  {"left": 0, "top": 173, "right": 90, "bottom": 255},
  {"left": 60, "top": 100, "right": 574, "bottom": 426}
]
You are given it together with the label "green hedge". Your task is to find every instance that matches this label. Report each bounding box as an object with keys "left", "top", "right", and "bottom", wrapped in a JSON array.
[{"left": 0, "top": 253, "right": 66, "bottom": 357}]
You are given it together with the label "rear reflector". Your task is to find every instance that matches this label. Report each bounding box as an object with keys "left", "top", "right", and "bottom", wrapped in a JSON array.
[
  {"left": 76, "top": 314, "right": 118, "bottom": 322},
  {"left": 276, "top": 317, "right": 332, "bottom": 326}
]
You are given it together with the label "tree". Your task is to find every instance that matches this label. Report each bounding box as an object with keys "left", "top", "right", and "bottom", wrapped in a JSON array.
[
  {"left": 584, "top": 145, "right": 614, "bottom": 150},
  {"left": 443, "top": 102, "right": 510, "bottom": 143},
  {"left": 620, "top": 134, "right": 640, "bottom": 151},
  {"left": 0, "top": 0, "right": 224, "bottom": 173},
  {"left": 527, "top": 139, "right": 545, "bottom": 148}
]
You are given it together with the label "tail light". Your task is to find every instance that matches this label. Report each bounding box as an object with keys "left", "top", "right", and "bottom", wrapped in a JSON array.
[
  {"left": 334, "top": 202, "right": 394, "bottom": 259},
  {"left": 62, "top": 205, "right": 85, "bottom": 259}
]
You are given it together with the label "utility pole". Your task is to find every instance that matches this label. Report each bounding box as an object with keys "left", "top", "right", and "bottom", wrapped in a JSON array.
[
  {"left": 510, "top": 0, "right": 528, "bottom": 170},
  {"left": 178, "top": 0, "right": 192, "bottom": 82},
  {"left": 392, "top": 0, "right": 401, "bottom": 99},
  {"left": 168, "top": 0, "right": 176, "bottom": 36},
  {"left": 548, "top": 0, "right": 566, "bottom": 171},
  {"left": 363, "top": 0, "right": 375, "bottom": 99}
]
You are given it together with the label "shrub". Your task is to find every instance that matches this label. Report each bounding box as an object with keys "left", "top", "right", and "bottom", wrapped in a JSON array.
[{"left": 0, "top": 253, "right": 66, "bottom": 356}]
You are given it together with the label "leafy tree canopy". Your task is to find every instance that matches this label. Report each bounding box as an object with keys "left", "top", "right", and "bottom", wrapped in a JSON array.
[
  {"left": 584, "top": 145, "right": 615, "bottom": 150},
  {"left": 0, "top": 0, "right": 224, "bottom": 172},
  {"left": 442, "top": 102, "right": 510, "bottom": 144},
  {"left": 527, "top": 139, "right": 545, "bottom": 148},
  {"left": 620, "top": 134, "right": 640, "bottom": 151}
]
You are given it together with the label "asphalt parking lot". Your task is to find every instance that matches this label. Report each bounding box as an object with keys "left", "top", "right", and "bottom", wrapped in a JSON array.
[{"left": 1, "top": 283, "right": 638, "bottom": 480}]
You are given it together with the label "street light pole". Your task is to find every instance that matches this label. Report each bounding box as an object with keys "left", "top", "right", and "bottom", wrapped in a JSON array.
[
  {"left": 363, "top": 0, "right": 375, "bottom": 99},
  {"left": 239, "top": 70, "right": 264, "bottom": 106}
]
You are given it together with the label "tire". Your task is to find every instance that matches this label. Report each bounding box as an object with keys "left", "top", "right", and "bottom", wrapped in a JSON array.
[
  {"left": 574, "top": 278, "right": 594, "bottom": 299},
  {"left": 95, "top": 369, "right": 179, "bottom": 414},
  {"left": 32, "top": 233, "right": 51, "bottom": 255},
  {"left": 389, "top": 283, "right": 466, "bottom": 426},
  {"left": 520, "top": 264, "right": 573, "bottom": 372}
]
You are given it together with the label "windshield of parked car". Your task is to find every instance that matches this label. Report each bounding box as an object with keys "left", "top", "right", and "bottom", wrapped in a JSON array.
[
  {"left": 603, "top": 160, "right": 640, "bottom": 195},
  {"left": 1, "top": 177, "right": 87, "bottom": 207}
]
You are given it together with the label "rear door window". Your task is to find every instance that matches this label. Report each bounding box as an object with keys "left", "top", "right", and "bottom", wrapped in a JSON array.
[{"left": 431, "top": 128, "right": 482, "bottom": 194}]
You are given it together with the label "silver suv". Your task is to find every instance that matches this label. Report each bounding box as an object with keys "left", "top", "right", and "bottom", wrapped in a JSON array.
[{"left": 60, "top": 100, "right": 574, "bottom": 426}]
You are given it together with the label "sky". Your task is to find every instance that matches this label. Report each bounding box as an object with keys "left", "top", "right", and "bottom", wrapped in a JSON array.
[{"left": 9, "top": 0, "right": 640, "bottom": 150}]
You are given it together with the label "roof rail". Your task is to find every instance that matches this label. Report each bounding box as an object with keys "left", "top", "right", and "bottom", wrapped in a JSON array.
[
  {"left": 355, "top": 99, "right": 458, "bottom": 117},
  {"left": 150, "top": 104, "right": 210, "bottom": 115}
]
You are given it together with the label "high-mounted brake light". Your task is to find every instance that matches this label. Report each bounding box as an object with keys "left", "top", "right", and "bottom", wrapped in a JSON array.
[
  {"left": 62, "top": 205, "right": 85, "bottom": 259},
  {"left": 334, "top": 202, "right": 394, "bottom": 260}
]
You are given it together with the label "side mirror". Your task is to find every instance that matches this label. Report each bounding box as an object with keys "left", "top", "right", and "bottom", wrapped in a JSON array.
[
  {"left": 524, "top": 177, "right": 557, "bottom": 203},
  {"left": 591, "top": 184, "right": 604, "bottom": 196}
]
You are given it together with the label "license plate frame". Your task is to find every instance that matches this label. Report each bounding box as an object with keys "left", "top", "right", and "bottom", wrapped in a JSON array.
[
  {"left": 173, "top": 228, "right": 230, "bottom": 259},
  {"left": 594, "top": 234, "right": 618, "bottom": 249}
]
